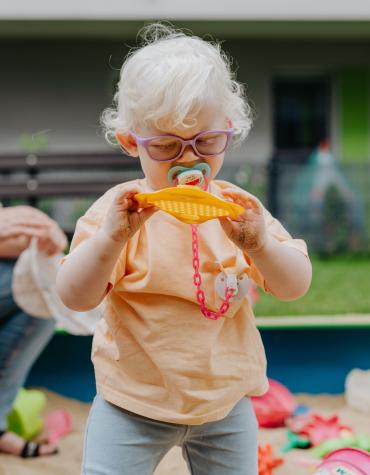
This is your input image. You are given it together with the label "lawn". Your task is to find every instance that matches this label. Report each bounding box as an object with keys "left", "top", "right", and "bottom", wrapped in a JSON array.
[{"left": 254, "top": 256, "right": 370, "bottom": 316}]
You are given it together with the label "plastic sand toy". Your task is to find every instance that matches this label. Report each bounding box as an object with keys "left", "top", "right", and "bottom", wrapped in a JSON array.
[
  {"left": 7, "top": 388, "right": 46, "bottom": 440},
  {"left": 314, "top": 448, "right": 370, "bottom": 475},
  {"left": 44, "top": 409, "right": 72, "bottom": 444},
  {"left": 286, "top": 413, "right": 353, "bottom": 446},
  {"left": 258, "top": 444, "right": 284, "bottom": 475},
  {"left": 252, "top": 378, "right": 297, "bottom": 428},
  {"left": 281, "top": 430, "right": 310, "bottom": 452},
  {"left": 135, "top": 185, "right": 245, "bottom": 224},
  {"left": 310, "top": 434, "right": 370, "bottom": 459}
]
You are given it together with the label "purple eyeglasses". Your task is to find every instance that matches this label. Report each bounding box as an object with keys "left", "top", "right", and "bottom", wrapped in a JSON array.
[{"left": 130, "top": 129, "right": 234, "bottom": 162}]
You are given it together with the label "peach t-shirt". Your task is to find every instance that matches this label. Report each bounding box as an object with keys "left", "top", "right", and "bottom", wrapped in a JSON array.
[{"left": 67, "top": 179, "right": 308, "bottom": 425}]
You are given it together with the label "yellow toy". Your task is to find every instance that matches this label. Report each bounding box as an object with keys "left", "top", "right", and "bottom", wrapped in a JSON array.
[{"left": 135, "top": 185, "right": 245, "bottom": 224}]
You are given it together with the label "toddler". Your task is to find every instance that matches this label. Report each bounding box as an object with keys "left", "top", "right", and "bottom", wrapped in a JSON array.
[{"left": 57, "top": 23, "right": 311, "bottom": 475}]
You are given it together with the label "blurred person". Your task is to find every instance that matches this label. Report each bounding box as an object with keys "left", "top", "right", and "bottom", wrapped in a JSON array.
[
  {"left": 57, "top": 24, "right": 312, "bottom": 475},
  {"left": 0, "top": 204, "right": 67, "bottom": 457}
]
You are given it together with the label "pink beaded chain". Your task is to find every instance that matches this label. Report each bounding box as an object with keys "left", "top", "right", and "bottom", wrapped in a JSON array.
[{"left": 191, "top": 224, "right": 234, "bottom": 320}]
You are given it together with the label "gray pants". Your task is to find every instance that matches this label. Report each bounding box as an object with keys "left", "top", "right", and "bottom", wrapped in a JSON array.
[{"left": 82, "top": 395, "right": 258, "bottom": 475}]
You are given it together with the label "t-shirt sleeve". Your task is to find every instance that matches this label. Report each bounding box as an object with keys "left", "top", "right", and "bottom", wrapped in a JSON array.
[
  {"left": 246, "top": 208, "right": 309, "bottom": 292},
  {"left": 63, "top": 189, "right": 127, "bottom": 291}
]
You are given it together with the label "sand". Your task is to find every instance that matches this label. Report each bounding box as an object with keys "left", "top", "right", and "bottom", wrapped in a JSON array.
[{"left": 0, "top": 390, "right": 369, "bottom": 475}]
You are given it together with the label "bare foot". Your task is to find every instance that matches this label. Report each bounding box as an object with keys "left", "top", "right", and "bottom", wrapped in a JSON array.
[{"left": 0, "top": 431, "right": 58, "bottom": 457}]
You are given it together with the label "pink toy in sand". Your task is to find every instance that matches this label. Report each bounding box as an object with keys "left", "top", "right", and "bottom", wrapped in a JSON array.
[
  {"left": 251, "top": 379, "right": 297, "bottom": 428},
  {"left": 286, "top": 413, "right": 353, "bottom": 446},
  {"left": 44, "top": 409, "right": 72, "bottom": 444},
  {"left": 314, "top": 448, "right": 370, "bottom": 475}
]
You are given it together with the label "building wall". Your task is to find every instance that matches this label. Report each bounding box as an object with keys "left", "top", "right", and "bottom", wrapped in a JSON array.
[
  {"left": 2, "top": 1, "right": 370, "bottom": 20},
  {"left": 1, "top": 37, "right": 369, "bottom": 163},
  {"left": 0, "top": 40, "right": 113, "bottom": 154}
]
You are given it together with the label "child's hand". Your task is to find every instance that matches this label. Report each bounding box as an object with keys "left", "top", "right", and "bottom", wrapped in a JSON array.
[
  {"left": 102, "top": 185, "right": 158, "bottom": 243},
  {"left": 218, "top": 188, "right": 268, "bottom": 253}
]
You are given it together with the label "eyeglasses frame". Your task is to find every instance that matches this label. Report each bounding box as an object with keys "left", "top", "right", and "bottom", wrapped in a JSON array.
[{"left": 129, "top": 128, "right": 234, "bottom": 163}]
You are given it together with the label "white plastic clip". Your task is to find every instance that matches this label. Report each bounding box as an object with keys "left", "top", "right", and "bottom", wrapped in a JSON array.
[{"left": 225, "top": 274, "right": 239, "bottom": 296}]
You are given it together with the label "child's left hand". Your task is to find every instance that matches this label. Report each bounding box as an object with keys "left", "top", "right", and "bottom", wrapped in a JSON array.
[{"left": 218, "top": 188, "right": 268, "bottom": 254}]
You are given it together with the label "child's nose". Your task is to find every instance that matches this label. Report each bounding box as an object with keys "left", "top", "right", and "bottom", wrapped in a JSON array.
[{"left": 176, "top": 145, "right": 199, "bottom": 163}]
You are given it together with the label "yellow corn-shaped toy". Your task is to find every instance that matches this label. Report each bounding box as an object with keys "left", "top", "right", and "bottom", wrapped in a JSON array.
[{"left": 135, "top": 185, "right": 245, "bottom": 224}]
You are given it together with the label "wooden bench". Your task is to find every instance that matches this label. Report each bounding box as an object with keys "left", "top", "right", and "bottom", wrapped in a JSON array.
[{"left": 0, "top": 151, "right": 142, "bottom": 237}]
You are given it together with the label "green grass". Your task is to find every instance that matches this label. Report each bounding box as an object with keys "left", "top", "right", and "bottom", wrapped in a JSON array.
[{"left": 254, "top": 256, "right": 370, "bottom": 316}]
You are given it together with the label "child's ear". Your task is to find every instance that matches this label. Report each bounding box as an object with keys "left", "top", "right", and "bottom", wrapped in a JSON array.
[
  {"left": 116, "top": 132, "right": 139, "bottom": 157},
  {"left": 227, "top": 119, "right": 233, "bottom": 128}
]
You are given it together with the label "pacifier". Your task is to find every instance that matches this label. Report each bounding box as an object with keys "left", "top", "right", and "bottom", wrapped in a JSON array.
[{"left": 167, "top": 163, "right": 211, "bottom": 190}]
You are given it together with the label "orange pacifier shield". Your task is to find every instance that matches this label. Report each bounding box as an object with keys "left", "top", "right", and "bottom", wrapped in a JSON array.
[{"left": 135, "top": 185, "right": 245, "bottom": 224}]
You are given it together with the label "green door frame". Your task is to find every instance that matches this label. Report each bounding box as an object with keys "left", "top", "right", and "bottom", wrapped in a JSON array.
[{"left": 339, "top": 68, "right": 370, "bottom": 162}]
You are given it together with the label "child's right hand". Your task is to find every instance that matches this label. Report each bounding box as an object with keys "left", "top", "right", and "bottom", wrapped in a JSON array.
[{"left": 102, "top": 185, "right": 158, "bottom": 243}]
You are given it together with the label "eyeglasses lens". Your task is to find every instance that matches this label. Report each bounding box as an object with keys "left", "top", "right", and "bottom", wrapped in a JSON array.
[
  {"left": 148, "top": 138, "right": 182, "bottom": 161},
  {"left": 195, "top": 132, "right": 228, "bottom": 156},
  {"left": 147, "top": 132, "right": 229, "bottom": 161}
]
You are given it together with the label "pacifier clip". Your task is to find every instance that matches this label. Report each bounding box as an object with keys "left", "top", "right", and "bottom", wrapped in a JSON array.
[
  {"left": 172, "top": 165, "right": 235, "bottom": 320},
  {"left": 191, "top": 224, "right": 235, "bottom": 320}
]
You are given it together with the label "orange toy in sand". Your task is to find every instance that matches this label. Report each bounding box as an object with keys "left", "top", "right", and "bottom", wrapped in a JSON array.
[
  {"left": 258, "top": 444, "right": 284, "bottom": 475},
  {"left": 135, "top": 185, "right": 245, "bottom": 224}
]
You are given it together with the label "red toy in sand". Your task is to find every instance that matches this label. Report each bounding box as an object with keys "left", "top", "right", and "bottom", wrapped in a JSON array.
[{"left": 252, "top": 379, "right": 297, "bottom": 428}]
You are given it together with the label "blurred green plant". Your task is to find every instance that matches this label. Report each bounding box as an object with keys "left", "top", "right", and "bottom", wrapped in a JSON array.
[
  {"left": 18, "top": 132, "right": 49, "bottom": 153},
  {"left": 319, "top": 185, "right": 351, "bottom": 256}
]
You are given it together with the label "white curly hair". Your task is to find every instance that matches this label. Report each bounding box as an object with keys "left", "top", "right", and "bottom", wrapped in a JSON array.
[{"left": 101, "top": 23, "right": 253, "bottom": 145}]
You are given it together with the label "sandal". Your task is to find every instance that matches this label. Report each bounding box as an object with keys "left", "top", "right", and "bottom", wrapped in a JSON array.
[
  {"left": 21, "top": 441, "right": 41, "bottom": 458},
  {"left": 0, "top": 431, "right": 58, "bottom": 458},
  {"left": 21, "top": 440, "right": 59, "bottom": 458}
]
